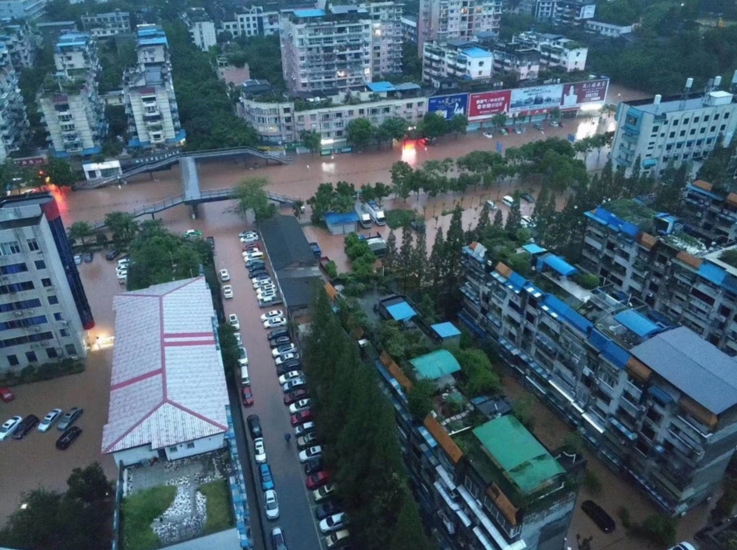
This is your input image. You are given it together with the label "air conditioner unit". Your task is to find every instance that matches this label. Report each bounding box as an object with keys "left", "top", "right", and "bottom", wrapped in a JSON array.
[
  {"left": 15, "top": 311, "right": 23, "bottom": 317},
  {"left": 33, "top": 327, "right": 40, "bottom": 332}
]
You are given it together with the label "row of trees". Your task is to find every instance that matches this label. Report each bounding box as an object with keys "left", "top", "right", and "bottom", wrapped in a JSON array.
[
  {"left": 0, "top": 157, "right": 77, "bottom": 195},
  {"left": 344, "top": 112, "right": 468, "bottom": 151},
  {"left": 303, "top": 288, "right": 436, "bottom": 550}
]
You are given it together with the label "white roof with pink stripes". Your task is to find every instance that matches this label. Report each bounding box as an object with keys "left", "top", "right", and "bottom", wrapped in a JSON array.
[{"left": 102, "top": 277, "right": 228, "bottom": 454}]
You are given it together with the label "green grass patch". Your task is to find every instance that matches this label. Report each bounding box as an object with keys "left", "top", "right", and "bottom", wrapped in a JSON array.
[
  {"left": 385, "top": 209, "right": 417, "bottom": 229},
  {"left": 199, "top": 479, "right": 234, "bottom": 534},
  {"left": 122, "top": 485, "right": 176, "bottom": 550}
]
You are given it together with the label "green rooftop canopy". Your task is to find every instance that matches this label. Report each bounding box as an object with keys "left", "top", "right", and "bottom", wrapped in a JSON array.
[
  {"left": 409, "top": 349, "right": 461, "bottom": 381},
  {"left": 472, "top": 415, "right": 565, "bottom": 495}
]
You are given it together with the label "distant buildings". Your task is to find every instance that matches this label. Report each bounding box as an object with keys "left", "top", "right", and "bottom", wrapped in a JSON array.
[
  {"left": 123, "top": 25, "right": 185, "bottom": 149},
  {"left": 400, "top": 14, "right": 417, "bottom": 43},
  {"left": 418, "top": 0, "right": 502, "bottom": 56},
  {"left": 511, "top": 31, "right": 587, "bottom": 73},
  {"left": 81, "top": 10, "right": 132, "bottom": 39},
  {"left": 219, "top": 5, "right": 280, "bottom": 38},
  {"left": 0, "top": 41, "right": 29, "bottom": 161},
  {"left": 516, "top": 0, "right": 595, "bottom": 25},
  {"left": 184, "top": 7, "right": 216, "bottom": 52},
  {"left": 422, "top": 40, "right": 493, "bottom": 87},
  {"left": 0, "top": 0, "right": 47, "bottom": 21},
  {"left": 38, "top": 32, "right": 106, "bottom": 157},
  {"left": 584, "top": 20, "right": 635, "bottom": 37},
  {"left": 366, "top": 1, "right": 403, "bottom": 78},
  {"left": 0, "top": 20, "right": 34, "bottom": 68},
  {"left": 610, "top": 86, "right": 737, "bottom": 178},
  {"left": 0, "top": 192, "right": 93, "bottom": 375}
]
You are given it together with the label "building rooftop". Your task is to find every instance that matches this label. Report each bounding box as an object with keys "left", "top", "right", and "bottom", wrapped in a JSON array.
[
  {"left": 259, "top": 215, "right": 317, "bottom": 271},
  {"left": 385, "top": 301, "right": 417, "bottom": 322},
  {"left": 431, "top": 322, "right": 461, "bottom": 339},
  {"left": 410, "top": 350, "right": 462, "bottom": 381},
  {"left": 292, "top": 8, "right": 325, "bottom": 17},
  {"left": 629, "top": 91, "right": 735, "bottom": 115},
  {"left": 631, "top": 327, "right": 737, "bottom": 415},
  {"left": 472, "top": 416, "right": 565, "bottom": 496},
  {"left": 101, "top": 277, "right": 229, "bottom": 454},
  {"left": 461, "top": 47, "right": 491, "bottom": 59}
]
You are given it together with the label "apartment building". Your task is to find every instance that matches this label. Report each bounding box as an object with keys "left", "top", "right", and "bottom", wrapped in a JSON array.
[
  {"left": 400, "top": 14, "right": 417, "bottom": 42},
  {"left": 123, "top": 25, "right": 185, "bottom": 149},
  {"left": 489, "top": 41, "right": 540, "bottom": 81},
  {"left": 512, "top": 31, "right": 588, "bottom": 72},
  {"left": 0, "top": 193, "right": 93, "bottom": 375},
  {"left": 81, "top": 11, "right": 131, "bottom": 39},
  {"left": 240, "top": 83, "right": 428, "bottom": 145},
  {"left": 0, "top": 0, "right": 46, "bottom": 21},
  {"left": 610, "top": 88, "right": 737, "bottom": 178},
  {"left": 38, "top": 32, "right": 106, "bottom": 157},
  {"left": 366, "top": 1, "right": 403, "bottom": 77},
  {"left": 516, "top": 0, "right": 595, "bottom": 25},
  {"left": 219, "top": 5, "right": 280, "bottom": 38},
  {"left": 417, "top": 0, "right": 502, "bottom": 56},
  {"left": 422, "top": 40, "right": 493, "bottom": 86},
  {"left": 280, "top": 6, "right": 374, "bottom": 94},
  {"left": 459, "top": 242, "right": 737, "bottom": 514},
  {"left": 184, "top": 7, "right": 216, "bottom": 51},
  {"left": 0, "top": 41, "right": 29, "bottom": 161},
  {"left": 0, "top": 20, "right": 34, "bottom": 68},
  {"left": 584, "top": 20, "right": 635, "bottom": 37}
]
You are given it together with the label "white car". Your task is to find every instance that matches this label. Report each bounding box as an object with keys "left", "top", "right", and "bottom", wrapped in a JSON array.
[
  {"left": 74, "top": 254, "right": 82, "bottom": 265},
  {"left": 283, "top": 378, "right": 305, "bottom": 392},
  {"left": 299, "top": 446, "right": 322, "bottom": 463},
  {"left": 229, "top": 314, "right": 240, "bottom": 330},
  {"left": 235, "top": 333, "right": 242, "bottom": 346},
  {"left": 117, "top": 258, "right": 130, "bottom": 266},
  {"left": 245, "top": 251, "right": 264, "bottom": 261},
  {"left": 257, "top": 284, "right": 277, "bottom": 294},
  {"left": 254, "top": 437, "right": 267, "bottom": 464},
  {"left": 483, "top": 131, "right": 493, "bottom": 138},
  {"left": 257, "top": 290, "right": 278, "bottom": 300},
  {"left": 183, "top": 229, "right": 201, "bottom": 239},
  {"left": 264, "top": 317, "right": 287, "bottom": 329},
  {"left": 289, "top": 399, "right": 312, "bottom": 414},
  {"left": 261, "top": 310, "right": 284, "bottom": 322},
  {"left": 219, "top": 269, "right": 230, "bottom": 282},
  {"left": 264, "top": 489, "right": 280, "bottom": 520},
  {"left": 223, "top": 285, "right": 234, "bottom": 299},
  {"left": 319, "top": 512, "right": 348, "bottom": 534},
  {"left": 278, "top": 370, "right": 304, "bottom": 385},
  {"left": 38, "top": 408, "right": 62, "bottom": 432},
  {"left": 239, "top": 231, "right": 258, "bottom": 239},
  {"left": 0, "top": 416, "right": 22, "bottom": 441},
  {"left": 238, "top": 346, "right": 249, "bottom": 366},
  {"left": 272, "top": 344, "right": 297, "bottom": 357},
  {"left": 275, "top": 353, "right": 299, "bottom": 365},
  {"left": 295, "top": 422, "right": 314, "bottom": 436},
  {"left": 253, "top": 278, "right": 273, "bottom": 288}
]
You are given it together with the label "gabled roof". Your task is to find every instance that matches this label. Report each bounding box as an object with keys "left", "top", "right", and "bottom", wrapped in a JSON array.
[
  {"left": 101, "top": 278, "right": 228, "bottom": 454},
  {"left": 410, "top": 350, "right": 461, "bottom": 380},
  {"left": 259, "top": 215, "right": 317, "bottom": 270}
]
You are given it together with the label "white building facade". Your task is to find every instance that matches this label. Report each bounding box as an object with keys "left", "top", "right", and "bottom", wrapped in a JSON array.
[
  {"left": 584, "top": 20, "right": 634, "bottom": 37},
  {"left": 220, "top": 5, "right": 280, "bottom": 38},
  {"left": 0, "top": 193, "right": 92, "bottom": 374},
  {"left": 422, "top": 41, "right": 493, "bottom": 86},
  {"left": 0, "top": 21, "right": 34, "bottom": 68},
  {"left": 367, "top": 1, "right": 403, "bottom": 77},
  {"left": 0, "top": 0, "right": 46, "bottom": 21},
  {"left": 513, "top": 32, "right": 588, "bottom": 72},
  {"left": 81, "top": 11, "right": 131, "bottom": 39},
  {"left": 184, "top": 8, "right": 216, "bottom": 52},
  {"left": 0, "top": 41, "right": 28, "bottom": 161},
  {"left": 418, "top": 0, "right": 502, "bottom": 56}
]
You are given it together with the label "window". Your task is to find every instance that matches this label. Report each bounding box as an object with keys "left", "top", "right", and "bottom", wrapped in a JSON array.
[
  {"left": 7, "top": 354, "right": 18, "bottom": 367},
  {"left": 60, "top": 329, "right": 69, "bottom": 337},
  {"left": 35, "top": 260, "right": 46, "bottom": 270},
  {"left": 186, "top": 442, "right": 195, "bottom": 449},
  {"left": 669, "top": 131, "right": 675, "bottom": 138},
  {"left": 679, "top": 130, "right": 686, "bottom": 137},
  {"left": 169, "top": 446, "right": 178, "bottom": 453},
  {"left": 48, "top": 295, "right": 58, "bottom": 305},
  {"left": 42, "top": 278, "right": 52, "bottom": 288},
  {"left": 53, "top": 312, "right": 64, "bottom": 322},
  {"left": 27, "top": 239, "right": 39, "bottom": 251},
  {"left": 0, "top": 263, "right": 28, "bottom": 275},
  {"left": 26, "top": 351, "right": 37, "bottom": 363},
  {"left": 46, "top": 348, "right": 58, "bottom": 359},
  {"left": 64, "top": 343, "right": 76, "bottom": 356},
  {"left": 0, "top": 241, "right": 21, "bottom": 255}
]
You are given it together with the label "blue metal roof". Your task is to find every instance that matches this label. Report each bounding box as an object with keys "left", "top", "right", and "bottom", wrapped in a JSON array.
[
  {"left": 542, "top": 295, "right": 592, "bottom": 334},
  {"left": 588, "top": 329, "right": 610, "bottom": 352},
  {"left": 507, "top": 272, "right": 528, "bottom": 292},
  {"left": 367, "top": 81, "right": 394, "bottom": 92},
  {"left": 601, "top": 340, "right": 630, "bottom": 369},
  {"left": 586, "top": 207, "right": 640, "bottom": 237},
  {"left": 522, "top": 243, "right": 547, "bottom": 255},
  {"left": 461, "top": 47, "right": 491, "bottom": 59},
  {"left": 614, "top": 309, "right": 660, "bottom": 338},
  {"left": 698, "top": 262, "right": 727, "bottom": 286},
  {"left": 324, "top": 211, "right": 359, "bottom": 225},
  {"left": 686, "top": 183, "right": 723, "bottom": 201},
  {"left": 431, "top": 322, "right": 461, "bottom": 339},
  {"left": 293, "top": 8, "right": 325, "bottom": 17},
  {"left": 647, "top": 385, "right": 674, "bottom": 404},
  {"left": 542, "top": 254, "right": 578, "bottom": 277},
  {"left": 139, "top": 37, "right": 167, "bottom": 46},
  {"left": 386, "top": 302, "right": 417, "bottom": 322}
]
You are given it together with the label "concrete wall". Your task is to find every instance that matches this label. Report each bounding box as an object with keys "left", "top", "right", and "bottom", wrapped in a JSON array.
[{"left": 164, "top": 433, "right": 226, "bottom": 461}]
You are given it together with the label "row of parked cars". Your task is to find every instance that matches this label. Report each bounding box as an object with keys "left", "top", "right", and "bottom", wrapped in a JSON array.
[
  {"left": 0, "top": 407, "right": 83, "bottom": 449},
  {"left": 241, "top": 231, "right": 283, "bottom": 308}
]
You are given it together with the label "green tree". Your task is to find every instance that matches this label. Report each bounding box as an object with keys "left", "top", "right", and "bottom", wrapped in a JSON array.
[
  {"left": 428, "top": 227, "right": 447, "bottom": 292},
  {"left": 68, "top": 221, "right": 94, "bottom": 250},
  {"left": 491, "top": 113, "right": 507, "bottom": 130},
  {"left": 231, "top": 176, "right": 276, "bottom": 221},
  {"left": 359, "top": 183, "right": 376, "bottom": 203},
  {"left": 379, "top": 117, "right": 409, "bottom": 143},
  {"left": 454, "top": 349, "right": 501, "bottom": 396},
  {"left": 513, "top": 396, "right": 537, "bottom": 430},
  {"left": 654, "top": 163, "right": 688, "bottom": 212},
  {"left": 391, "top": 161, "right": 415, "bottom": 202},
  {"left": 384, "top": 230, "right": 398, "bottom": 273},
  {"left": 504, "top": 193, "right": 522, "bottom": 232},
  {"left": 66, "top": 463, "right": 112, "bottom": 504},
  {"left": 407, "top": 378, "right": 434, "bottom": 420},
  {"left": 104, "top": 211, "right": 139, "bottom": 247},
  {"left": 475, "top": 202, "right": 492, "bottom": 238},
  {"left": 293, "top": 199, "right": 304, "bottom": 219},
  {"left": 398, "top": 228, "right": 414, "bottom": 293},
  {"left": 301, "top": 129, "right": 322, "bottom": 154},
  {"left": 419, "top": 112, "right": 448, "bottom": 140},
  {"left": 217, "top": 324, "right": 239, "bottom": 378},
  {"left": 346, "top": 118, "right": 375, "bottom": 150},
  {"left": 493, "top": 209, "right": 504, "bottom": 226},
  {"left": 409, "top": 226, "right": 427, "bottom": 292},
  {"left": 448, "top": 114, "right": 468, "bottom": 137},
  {"left": 39, "top": 158, "right": 77, "bottom": 187},
  {"left": 389, "top": 489, "right": 437, "bottom": 550},
  {"left": 373, "top": 181, "right": 391, "bottom": 204}
]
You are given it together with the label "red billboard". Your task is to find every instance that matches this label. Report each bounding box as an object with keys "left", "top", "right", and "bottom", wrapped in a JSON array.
[
  {"left": 560, "top": 79, "right": 609, "bottom": 109},
  {"left": 468, "top": 90, "right": 511, "bottom": 118}
]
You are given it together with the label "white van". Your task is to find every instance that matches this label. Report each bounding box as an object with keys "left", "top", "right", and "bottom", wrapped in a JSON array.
[
  {"left": 240, "top": 365, "right": 250, "bottom": 386},
  {"left": 485, "top": 200, "right": 497, "bottom": 210},
  {"left": 502, "top": 195, "right": 514, "bottom": 208}
]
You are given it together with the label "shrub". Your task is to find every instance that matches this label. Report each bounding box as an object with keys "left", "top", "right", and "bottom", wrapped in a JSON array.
[
  {"left": 574, "top": 272, "right": 601, "bottom": 289},
  {"left": 324, "top": 260, "right": 338, "bottom": 280},
  {"left": 618, "top": 506, "right": 631, "bottom": 529},
  {"left": 633, "top": 514, "right": 678, "bottom": 547},
  {"left": 583, "top": 470, "right": 602, "bottom": 495}
]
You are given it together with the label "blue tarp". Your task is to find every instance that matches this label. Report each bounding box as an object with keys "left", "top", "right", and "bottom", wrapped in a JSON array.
[
  {"left": 601, "top": 341, "right": 630, "bottom": 369},
  {"left": 588, "top": 329, "right": 610, "bottom": 352},
  {"left": 698, "top": 262, "right": 727, "bottom": 286},
  {"left": 543, "top": 295, "right": 592, "bottom": 334},
  {"left": 324, "top": 211, "right": 359, "bottom": 225},
  {"left": 614, "top": 309, "right": 660, "bottom": 338},
  {"left": 647, "top": 385, "right": 674, "bottom": 404},
  {"left": 588, "top": 207, "right": 640, "bottom": 237},
  {"left": 386, "top": 302, "right": 417, "bottom": 322},
  {"left": 542, "top": 254, "right": 578, "bottom": 277},
  {"left": 431, "top": 322, "right": 461, "bottom": 339},
  {"left": 522, "top": 244, "right": 547, "bottom": 255}
]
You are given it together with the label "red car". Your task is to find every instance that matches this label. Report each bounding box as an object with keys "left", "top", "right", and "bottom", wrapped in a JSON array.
[
  {"left": 290, "top": 409, "right": 313, "bottom": 426},
  {"left": 0, "top": 387, "right": 14, "bottom": 403},
  {"left": 306, "top": 471, "right": 330, "bottom": 490},
  {"left": 242, "top": 387, "right": 254, "bottom": 407},
  {"left": 243, "top": 243, "right": 261, "bottom": 252},
  {"left": 284, "top": 389, "right": 308, "bottom": 405}
]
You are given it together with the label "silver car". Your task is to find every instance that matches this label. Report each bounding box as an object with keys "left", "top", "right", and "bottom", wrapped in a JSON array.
[
  {"left": 57, "top": 407, "right": 83, "bottom": 431},
  {"left": 38, "top": 408, "right": 63, "bottom": 432}
]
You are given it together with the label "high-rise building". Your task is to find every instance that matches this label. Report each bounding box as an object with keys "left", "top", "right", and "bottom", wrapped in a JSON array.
[
  {"left": 511, "top": 32, "right": 587, "bottom": 72},
  {"left": 610, "top": 84, "right": 737, "bottom": 178},
  {"left": 366, "top": 1, "right": 403, "bottom": 77},
  {"left": 280, "top": 6, "right": 374, "bottom": 94},
  {"left": 0, "top": 20, "right": 34, "bottom": 69},
  {"left": 184, "top": 7, "right": 217, "bottom": 52},
  {"left": 422, "top": 40, "right": 493, "bottom": 86},
  {"left": 123, "top": 25, "right": 185, "bottom": 149},
  {"left": 418, "top": 0, "right": 502, "bottom": 57},
  {"left": 0, "top": 0, "right": 46, "bottom": 21},
  {"left": 0, "top": 41, "right": 29, "bottom": 161},
  {"left": 81, "top": 11, "right": 132, "bottom": 39},
  {"left": 38, "top": 32, "right": 106, "bottom": 157},
  {"left": 459, "top": 241, "right": 737, "bottom": 515},
  {"left": 219, "top": 5, "right": 280, "bottom": 38},
  {"left": 0, "top": 192, "right": 93, "bottom": 375}
]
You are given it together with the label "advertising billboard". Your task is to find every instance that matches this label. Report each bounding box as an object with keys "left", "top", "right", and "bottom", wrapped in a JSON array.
[
  {"left": 509, "top": 84, "right": 563, "bottom": 114},
  {"left": 468, "top": 90, "right": 511, "bottom": 119},
  {"left": 428, "top": 93, "right": 469, "bottom": 120},
  {"left": 560, "top": 79, "right": 609, "bottom": 110}
]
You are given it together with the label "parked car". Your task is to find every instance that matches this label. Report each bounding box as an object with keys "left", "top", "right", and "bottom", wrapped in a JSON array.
[
  {"left": 228, "top": 314, "right": 240, "bottom": 330},
  {"left": 533, "top": 122, "right": 544, "bottom": 131},
  {"left": 56, "top": 426, "right": 82, "bottom": 450},
  {"left": 483, "top": 131, "right": 493, "bottom": 138},
  {"left": 581, "top": 500, "right": 615, "bottom": 534},
  {"left": 326, "top": 529, "right": 350, "bottom": 549},
  {"left": 254, "top": 278, "right": 273, "bottom": 288},
  {"left": 279, "top": 359, "right": 302, "bottom": 372},
  {"left": 0, "top": 387, "right": 14, "bottom": 402},
  {"left": 251, "top": 273, "right": 271, "bottom": 283},
  {"left": 237, "top": 346, "right": 248, "bottom": 366},
  {"left": 500, "top": 127, "right": 509, "bottom": 136},
  {"left": 206, "top": 236, "right": 215, "bottom": 251},
  {"left": 264, "top": 489, "right": 280, "bottom": 520},
  {"left": 247, "top": 414, "right": 262, "bottom": 438},
  {"left": 294, "top": 421, "right": 314, "bottom": 437},
  {"left": 261, "top": 310, "right": 284, "bottom": 321},
  {"left": 520, "top": 193, "right": 536, "bottom": 204},
  {"left": 249, "top": 268, "right": 268, "bottom": 279},
  {"left": 259, "top": 463, "right": 274, "bottom": 490},
  {"left": 284, "top": 389, "right": 308, "bottom": 405},
  {"left": 242, "top": 387, "right": 254, "bottom": 407},
  {"left": 283, "top": 378, "right": 305, "bottom": 392},
  {"left": 105, "top": 250, "right": 120, "bottom": 261},
  {"left": 182, "top": 229, "right": 202, "bottom": 239},
  {"left": 311, "top": 482, "right": 336, "bottom": 502},
  {"left": 514, "top": 127, "right": 523, "bottom": 134},
  {"left": 243, "top": 242, "right": 261, "bottom": 251},
  {"left": 299, "top": 445, "right": 323, "bottom": 463},
  {"left": 264, "top": 317, "right": 287, "bottom": 329},
  {"left": 273, "top": 343, "right": 297, "bottom": 357},
  {"left": 271, "top": 527, "right": 287, "bottom": 550},
  {"left": 258, "top": 290, "right": 278, "bottom": 300},
  {"left": 83, "top": 251, "right": 93, "bottom": 263},
  {"left": 306, "top": 471, "right": 330, "bottom": 490},
  {"left": 275, "top": 353, "right": 299, "bottom": 365},
  {"left": 239, "top": 231, "right": 259, "bottom": 243},
  {"left": 254, "top": 437, "right": 267, "bottom": 463},
  {"left": 276, "top": 363, "right": 298, "bottom": 376},
  {"left": 268, "top": 328, "right": 289, "bottom": 341},
  {"left": 245, "top": 259, "right": 265, "bottom": 269},
  {"left": 410, "top": 220, "right": 425, "bottom": 234},
  {"left": 270, "top": 336, "right": 292, "bottom": 349},
  {"left": 235, "top": 333, "right": 242, "bottom": 346},
  {"left": 315, "top": 500, "right": 341, "bottom": 520},
  {"left": 304, "top": 458, "right": 324, "bottom": 475},
  {"left": 297, "top": 432, "right": 321, "bottom": 449},
  {"left": 319, "top": 512, "right": 348, "bottom": 534},
  {"left": 289, "top": 399, "right": 311, "bottom": 414},
  {"left": 223, "top": 285, "right": 234, "bottom": 299},
  {"left": 0, "top": 416, "right": 23, "bottom": 441},
  {"left": 57, "top": 407, "right": 83, "bottom": 431},
  {"left": 38, "top": 408, "right": 62, "bottom": 432},
  {"left": 290, "top": 410, "right": 313, "bottom": 426},
  {"left": 74, "top": 254, "right": 82, "bottom": 265},
  {"left": 13, "top": 414, "right": 39, "bottom": 440},
  {"left": 219, "top": 269, "right": 230, "bottom": 282},
  {"left": 279, "top": 371, "right": 304, "bottom": 385}
]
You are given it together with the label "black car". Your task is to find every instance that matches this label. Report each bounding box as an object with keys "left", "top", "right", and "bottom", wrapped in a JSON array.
[
  {"left": 276, "top": 363, "right": 297, "bottom": 376},
  {"left": 83, "top": 252, "right": 93, "bottom": 263},
  {"left": 13, "top": 414, "right": 39, "bottom": 440},
  {"left": 304, "top": 458, "right": 324, "bottom": 475},
  {"left": 410, "top": 220, "right": 425, "bottom": 234},
  {"left": 281, "top": 359, "right": 301, "bottom": 371},
  {"left": 581, "top": 500, "right": 615, "bottom": 534},
  {"left": 56, "top": 427, "right": 82, "bottom": 450},
  {"left": 206, "top": 236, "right": 215, "bottom": 251},
  {"left": 105, "top": 250, "right": 120, "bottom": 261},
  {"left": 268, "top": 328, "right": 289, "bottom": 341},
  {"left": 247, "top": 414, "right": 262, "bottom": 439},
  {"left": 249, "top": 268, "right": 268, "bottom": 278},
  {"left": 269, "top": 336, "right": 292, "bottom": 348},
  {"left": 246, "top": 259, "right": 265, "bottom": 269},
  {"left": 315, "top": 500, "right": 342, "bottom": 520},
  {"left": 520, "top": 193, "right": 536, "bottom": 204}
]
